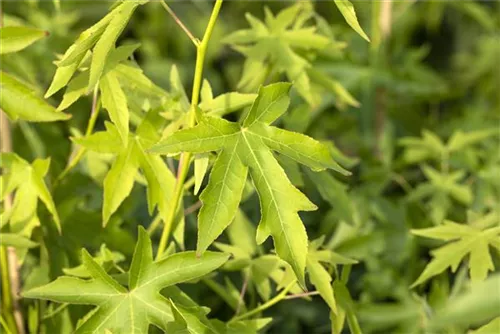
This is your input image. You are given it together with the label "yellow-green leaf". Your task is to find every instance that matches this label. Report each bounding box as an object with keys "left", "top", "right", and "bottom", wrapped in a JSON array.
[
  {"left": 0, "top": 71, "right": 70, "bottom": 122},
  {"left": 0, "top": 26, "right": 47, "bottom": 54},
  {"left": 333, "top": 0, "right": 370, "bottom": 42}
]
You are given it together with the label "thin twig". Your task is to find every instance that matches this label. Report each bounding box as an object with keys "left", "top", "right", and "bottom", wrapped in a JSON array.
[
  {"left": 284, "top": 291, "right": 320, "bottom": 300},
  {"left": 230, "top": 281, "right": 295, "bottom": 323},
  {"left": 159, "top": 0, "right": 199, "bottom": 47},
  {"left": 235, "top": 273, "right": 250, "bottom": 315},
  {"left": 184, "top": 201, "right": 202, "bottom": 216}
]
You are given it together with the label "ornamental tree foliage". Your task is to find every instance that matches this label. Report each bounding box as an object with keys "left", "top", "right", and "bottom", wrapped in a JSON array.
[{"left": 1, "top": 1, "right": 499, "bottom": 334}]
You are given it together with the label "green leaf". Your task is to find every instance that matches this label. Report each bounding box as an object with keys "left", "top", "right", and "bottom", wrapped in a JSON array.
[
  {"left": 197, "top": 145, "right": 248, "bottom": 255},
  {"left": 0, "top": 26, "right": 47, "bottom": 54},
  {"left": 1, "top": 153, "right": 61, "bottom": 233},
  {"left": 200, "top": 92, "right": 257, "bottom": 117},
  {"left": 45, "top": 49, "right": 90, "bottom": 98},
  {"left": 305, "top": 169, "right": 354, "bottom": 224},
  {"left": 226, "top": 210, "right": 257, "bottom": 256},
  {"left": 72, "top": 122, "right": 123, "bottom": 154},
  {"left": 411, "top": 213, "right": 500, "bottom": 287},
  {"left": 136, "top": 138, "right": 176, "bottom": 225},
  {"left": 88, "top": 2, "right": 140, "bottom": 91},
  {"left": 431, "top": 274, "right": 500, "bottom": 328},
  {"left": 57, "top": 5, "right": 119, "bottom": 66},
  {"left": 150, "top": 83, "right": 348, "bottom": 286},
  {"left": 56, "top": 70, "right": 89, "bottom": 111},
  {"left": 223, "top": 5, "right": 333, "bottom": 105},
  {"left": 194, "top": 153, "right": 210, "bottom": 195},
  {"left": 99, "top": 69, "right": 129, "bottom": 144},
  {"left": 307, "top": 255, "right": 337, "bottom": 313},
  {"left": 447, "top": 128, "right": 498, "bottom": 152},
  {"left": 0, "top": 71, "right": 70, "bottom": 122},
  {"left": 23, "top": 227, "right": 229, "bottom": 333},
  {"left": 0, "top": 233, "right": 38, "bottom": 248},
  {"left": 470, "top": 317, "right": 500, "bottom": 334},
  {"left": 102, "top": 139, "right": 139, "bottom": 226},
  {"left": 333, "top": 0, "right": 370, "bottom": 42}
]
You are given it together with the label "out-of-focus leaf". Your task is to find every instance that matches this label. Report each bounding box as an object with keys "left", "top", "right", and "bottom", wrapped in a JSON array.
[
  {"left": 0, "top": 26, "right": 47, "bottom": 54},
  {"left": 431, "top": 274, "right": 500, "bottom": 328},
  {"left": 333, "top": 0, "right": 370, "bottom": 42},
  {"left": 0, "top": 71, "right": 70, "bottom": 122},
  {"left": 411, "top": 212, "right": 499, "bottom": 286},
  {"left": 0, "top": 233, "right": 38, "bottom": 248}
]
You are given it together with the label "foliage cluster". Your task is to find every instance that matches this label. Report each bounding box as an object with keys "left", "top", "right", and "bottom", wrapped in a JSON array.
[{"left": 1, "top": 1, "right": 499, "bottom": 333}]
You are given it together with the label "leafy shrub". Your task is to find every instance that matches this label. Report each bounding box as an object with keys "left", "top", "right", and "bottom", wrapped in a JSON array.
[{"left": 1, "top": 1, "right": 499, "bottom": 333}]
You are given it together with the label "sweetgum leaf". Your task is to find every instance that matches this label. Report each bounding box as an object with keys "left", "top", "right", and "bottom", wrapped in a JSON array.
[
  {"left": 88, "top": 2, "right": 141, "bottom": 91},
  {"left": 0, "top": 26, "right": 47, "bottom": 54},
  {"left": 150, "top": 83, "right": 349, "bottom": 286},
  {"left": 1, "top": 153, "right": 61, "bottom": 233},
  {"left": 411, "top": 212, "right": 500, "bottom": 287},
  {"left": 0, "top": 71, "right": 70, "bottom": 122},
  {"left": 222, "top": 4, "right": 333, "bottom": 105},
  {"left": 333, "top": 0, "right": 370, "bottom": 42},
  {"left": 99, "top": 69, "right": 129, "bottom": 144},
  {"left": 0, "top": 233, "right": 38, "bottom": 249},
  {"left": 23, "top": 227, "right": 229, "bottom": 333}
]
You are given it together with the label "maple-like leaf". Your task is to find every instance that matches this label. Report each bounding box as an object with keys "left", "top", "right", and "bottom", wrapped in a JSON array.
[
  {"left": 23, "top": 227, "right": 229, "bottom": 333},
  {"left": 150, "top": 82, "right": 349, "bottom": 285},
  {"left": 222, "top": 4, "right": 347, "bottom": 106},
  {"left": 411, "top": 212, "right": 500, "bottom": 287},
  {"left": 73, "top": 111, "right": 176, "bottom": 229},
  {"left": 1, "top": 153, "right": 61, "bottom": 233}
]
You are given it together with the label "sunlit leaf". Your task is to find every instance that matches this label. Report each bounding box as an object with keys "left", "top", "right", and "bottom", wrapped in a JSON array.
[
  {"left": 23, "top": 227, "right": 229, "bottom": 333},
  {"left": 150, "top": 83, "right": 348, "bottom": 286},
  {"left": 0, "top": 26, "right": 47, "bottom": 54}
]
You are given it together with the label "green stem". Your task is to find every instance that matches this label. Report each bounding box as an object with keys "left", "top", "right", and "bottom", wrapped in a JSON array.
[
  {"left": 0, "top": 315, "right": 13, "bottom": 334},
  {"left": 156, "top": 0, "right": 223, "bottom": 260},
  {"left": 0, "top": 247, "right": 16, "bottom": 334},
  {"left": 230, "top": 281, "right": 295, "bottom": 323}
]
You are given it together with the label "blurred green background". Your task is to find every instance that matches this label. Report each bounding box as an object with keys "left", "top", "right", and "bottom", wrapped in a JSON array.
[{"left": 2, "top": 0, "right": 499, "bottom": 333}]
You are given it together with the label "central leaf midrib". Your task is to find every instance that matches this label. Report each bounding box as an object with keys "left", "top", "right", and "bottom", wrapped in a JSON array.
[
  {"left": 240, "top": 131, "right": 297, "bottom": 270},
  {"left": 204, "top": 137, "right": 241, "bottom": 246}
]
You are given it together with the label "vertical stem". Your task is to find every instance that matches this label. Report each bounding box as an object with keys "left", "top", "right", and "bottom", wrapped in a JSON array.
[
  {"left": 363, "top": 1, "right": 392, "bottom": 157},
  {"left": 1, "top": 109, "right": 25, "bottom": 334},
  {"left": 374, "top": 0, "right": 392, "bottom": 159},
  {"left": 156, "top": 0, "right": 223, "bottom": 259}
]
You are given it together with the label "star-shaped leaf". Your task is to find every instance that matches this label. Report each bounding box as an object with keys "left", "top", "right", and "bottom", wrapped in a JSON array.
[
  {"left": 23, "top": 227, "right": 229, "bottom": 333},
  {"left": 222, "top": 4, "right": 334, "bottom": 105},
  {"left": 73, "top": 110, "right": 176, "bottom": 228},
  {"left": 411, "top": 212, "right": 500, "bottom": 287},
  {"left": 1, "top": 153, "right": 61, "bottom": 233},
  {"left": 150, "top": 82, "right": 349, "bottom": 286}
]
